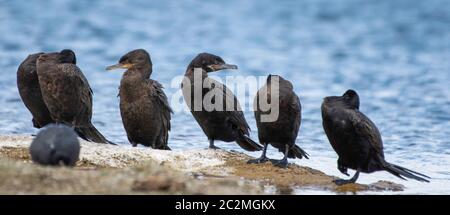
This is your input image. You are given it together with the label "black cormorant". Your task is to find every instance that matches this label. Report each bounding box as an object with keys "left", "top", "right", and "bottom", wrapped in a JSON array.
[
  {"left": 106, "top": 49, "right": 172, "bottom": 149},
  {"left": 181, "top": 53, "right": 262, "bottom": 151},
  {"left": 248, "top": 75, "right": 308, "bottom": 168},
  {"left": 17, "top": 51, "right": 75, "bottom": 128},
  {"left": 36, "top": 49, "right": 111, "bottom": 144},
  {"left": 321, "top": 89, "right": 430, "bottom": 185}
]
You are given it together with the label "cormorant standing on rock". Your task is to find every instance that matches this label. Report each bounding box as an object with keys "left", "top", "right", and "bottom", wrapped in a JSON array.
[
  {"left": 30, "top": 124, "right": 80, "bottom": 166},
  {"left": 182, "top": 53, "right": 262, "bottom": 151},
  {"left": 106, "top": 49, "right": 172, "bottom": 150},
  {"left": 17, "top": 51, "right": 75, "bottom": 128},
  {"left": 36, "top": 49, "right": 111, "bottom": 144},
  {"left": 248, "top": 75, "right": 308, "bottom": 168},
  {"left": 321, "top": 89, "right": 430, "bottom": 185}
]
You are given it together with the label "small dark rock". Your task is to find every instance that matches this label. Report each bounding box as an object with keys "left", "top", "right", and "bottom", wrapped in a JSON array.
[{"left": 29, "top": 124, "right": 80, "bottom": 167}]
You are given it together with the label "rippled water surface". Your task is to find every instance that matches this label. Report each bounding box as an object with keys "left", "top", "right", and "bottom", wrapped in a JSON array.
[{"left": 0, "top": 0, "right": 449, "bottom": 194}]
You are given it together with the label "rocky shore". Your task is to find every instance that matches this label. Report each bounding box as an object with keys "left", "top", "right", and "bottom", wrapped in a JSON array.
[{"left": 0, "top": 135, "right": 404, "bottom": 194}]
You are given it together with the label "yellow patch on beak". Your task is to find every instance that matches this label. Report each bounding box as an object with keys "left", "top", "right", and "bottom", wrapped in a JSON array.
[
  {"left": 120, "top": 63, "right": 133, "bottom": 69},
  {"left": 105, "top": 63, "right": 134, "bottom": 71}
]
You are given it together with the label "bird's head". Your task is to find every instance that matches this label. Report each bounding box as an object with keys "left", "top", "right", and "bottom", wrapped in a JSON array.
[
  {"left": 106, "top": 49, "right": 152, "bottom": 77},
  {"left": 342, "top": 89, "right": 360, "bottom": 109},
  {"left": 188, "top": 53, "right": 237, "bottom": 73},
  {"left": 322, "top": 89, "right": 360, "bottom": 110},
  {"left": 37, "top": 49, "right": 76, "bottom": 65},
  {"left": 37, "top": 52, "right": 62, "bottom": 64},
  {"left": 60, "top": 49, "right": 76, "bottom": 64}
]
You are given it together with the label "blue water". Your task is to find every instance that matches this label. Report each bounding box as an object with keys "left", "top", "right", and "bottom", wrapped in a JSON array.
[{"left": 0, "top": 0, "right": 449, "bottom": 194}]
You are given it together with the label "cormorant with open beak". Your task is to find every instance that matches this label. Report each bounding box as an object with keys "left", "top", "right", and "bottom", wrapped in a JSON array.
[
  {"left": 182, "top": 53, "right": 262, "bottom": 151},
  {"left": 106, "top": 49, "right": 172, "bottom": 149},
  {"left": 321, "top": 89, "right": 430, "bottom": 185},
  {"left": 249, "top": 75, "right": 308, "bottom": 168}
]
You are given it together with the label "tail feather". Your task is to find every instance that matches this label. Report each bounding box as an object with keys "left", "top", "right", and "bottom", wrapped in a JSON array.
[
  {"left": 289, "top": 145, "right": 309, "bottom": 159},
  {"left": 391, "top": 163, "right": 431, "bottom": 179},
  {"left": 75, "top": 123, "right": 115, "bottom": 145},
  {"left": 154, "top": 131, "right": 170, "bottom": 150},
  {"left": 236, "top": 134, "right": 263, "bottom": 152},
  {"left": 382, "top": 161, "right": 430, "bottom": 182},
  {"left": 154, "top": 143, "right": 171, "bottom": 150}
]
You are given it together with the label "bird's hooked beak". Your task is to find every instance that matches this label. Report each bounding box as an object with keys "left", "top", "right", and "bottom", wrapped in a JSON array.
[
  {"left": 207, "top": 63, "right": 238, "bottom": 72},
  {"left": 105, "top": 63, "right": 134, "bottom": 71}
]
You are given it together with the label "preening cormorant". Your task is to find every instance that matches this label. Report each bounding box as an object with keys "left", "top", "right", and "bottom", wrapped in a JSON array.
[
  {"left": 321, "top": 89, "right": 430, "bottom": 185},
  {"left": 106, "top": 49, "right": 172, "bottom": 149},
  {"left": 17, "top": 51, "right": 75, "bottom": 128},
  {"left": 36, "top": 49, "right": 111, "bottom": 144},
  {"left": 182, "top": 53, "right": 262, "bottom": 151},
  {"left": 248, "top": 75, "right": 308, "bottom": 168},
  {"left": 30, "top": 124, "right": 80, "bottom": 166}
]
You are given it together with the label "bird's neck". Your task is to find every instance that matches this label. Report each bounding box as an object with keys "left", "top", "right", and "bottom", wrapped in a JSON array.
[
  {"left": 124, "top": 67, "right": 152, "bottom": 79},
  {"left": 185, "top": 67, "right": 208, "bottom": 81},
  {"left": 120, "top": 72, "right": 148, "bottom": 102}
]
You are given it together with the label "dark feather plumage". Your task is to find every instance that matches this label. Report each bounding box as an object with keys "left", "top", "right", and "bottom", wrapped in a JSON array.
[
  {"left": 250, "top": 75, "right": 308, "bottom": 167},
  {"left": 36, "top": 50, "right": 110, "bottom": 144},
  {"left": 110, "top": 49, "right": 172, "bottom": 149},
  {"left": 182, "top": 53, "right": 262, "bottom": 151},
  {"left": 17, "top": 52, "right": 55, "bottom": 128},
  {"left": 321, "top": 89, "right": 429, "bottom": 184}
]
